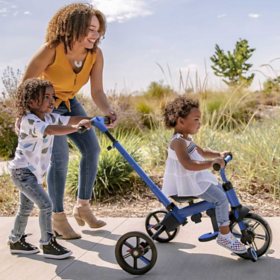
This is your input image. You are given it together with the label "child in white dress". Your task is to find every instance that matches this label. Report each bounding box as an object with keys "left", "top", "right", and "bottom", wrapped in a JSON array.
[{"left": 162, "top": 96, "right": 246, "bottom": 254}]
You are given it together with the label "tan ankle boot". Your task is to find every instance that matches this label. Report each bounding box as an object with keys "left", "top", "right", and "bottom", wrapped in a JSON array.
[
  {"left": 52, "top": 212, "right": 81, "bottom": 240},
  {"left": 73, "top": 205, "right": 106, "bottom": 228}
]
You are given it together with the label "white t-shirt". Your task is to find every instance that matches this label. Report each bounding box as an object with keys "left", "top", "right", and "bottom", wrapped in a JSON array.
[
  {"left": 162, "top": 133, "right": 218, "bottom": 197},
  {"left": 9, "top": 113, "right": 70, "bottom": 184}
]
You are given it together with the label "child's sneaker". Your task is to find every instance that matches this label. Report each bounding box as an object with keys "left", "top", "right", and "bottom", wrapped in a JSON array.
[
  {"left": 42, "top": 236, "right": 72, "bottom": 259},
  {"left": 216, "top": 232, "right": 247, "bottom": 254},
  {"left": 9, "top": 235, "right": 40, "bottom": 254}
]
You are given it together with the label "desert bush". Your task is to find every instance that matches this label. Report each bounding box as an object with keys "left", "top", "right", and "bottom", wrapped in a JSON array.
[
  {"left": 144, "top": 81, "right": 174, "bottom": 98},
  {"left": 1, "top": 66, "right": 22, "bottom": 100},
  {"left": 200, "top": 90, "right": 257, "bottom": 131}
]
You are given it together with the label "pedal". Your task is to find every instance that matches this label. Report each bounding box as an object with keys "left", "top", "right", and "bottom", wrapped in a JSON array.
[{"left": 198, "top": 231, "right": 219, "bottom": 242}]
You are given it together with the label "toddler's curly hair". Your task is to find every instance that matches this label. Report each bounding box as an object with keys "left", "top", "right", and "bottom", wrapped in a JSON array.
[
  {"left": 163, "top": 96, "right": 199, "bottom": 128},
  {"left": 45, "top": 3, "right": 106, "bottom": 52},
  {"left": 16, "top": 78, "right": 53, "bottom": 119}
]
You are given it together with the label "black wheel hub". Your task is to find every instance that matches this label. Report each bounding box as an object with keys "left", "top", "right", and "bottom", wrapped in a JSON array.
[{"left": 241, "top": 229, "right": 255, "bottom": 244}]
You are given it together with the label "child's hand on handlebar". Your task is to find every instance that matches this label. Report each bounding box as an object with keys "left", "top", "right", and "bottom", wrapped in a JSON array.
[
  {"left": 75, "top": 119, "right": 92, "bottom": 131},
  {"left": 212, "top": 157, "right": 225, "bottom": 169},
  {"left": 220, "top": 151, "right": 231, "bottom": 159}
]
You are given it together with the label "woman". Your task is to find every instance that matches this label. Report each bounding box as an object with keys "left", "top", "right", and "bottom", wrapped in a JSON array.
[{"left": 21, "top": 3, "right": 117, "bottom": 239}]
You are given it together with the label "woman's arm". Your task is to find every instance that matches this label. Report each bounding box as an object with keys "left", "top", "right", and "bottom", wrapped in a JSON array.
[
  {"left": 90, "top": 48, "right": 117, "bottom": 124},
  {"left": 22, "top": 44, "right": 55, "bottom": 81}
]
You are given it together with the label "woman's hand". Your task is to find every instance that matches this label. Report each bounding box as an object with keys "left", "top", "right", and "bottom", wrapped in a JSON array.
[{"left": 106, "top": 110, "right": 117, "bottom": 128}]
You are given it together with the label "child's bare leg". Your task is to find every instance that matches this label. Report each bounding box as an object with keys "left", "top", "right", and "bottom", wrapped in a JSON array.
[{"left": 219, "top": 225, "right": 230, "bottom": 235}]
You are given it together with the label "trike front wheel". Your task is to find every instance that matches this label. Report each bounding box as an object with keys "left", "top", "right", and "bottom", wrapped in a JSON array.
[
  {"left": 145, "top": 210, "right": 180, "bottom": 242},
  {"left": 230, "top": 213, "right": 272, "bottom": 259}
]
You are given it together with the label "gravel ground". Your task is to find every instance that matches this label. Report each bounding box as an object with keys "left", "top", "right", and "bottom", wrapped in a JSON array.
[
  {"left": 64, "top": 187, "right": 280, "bottom": 218},
  {"left": 1, "top": 168, "right": 279, "bottom": 218}
]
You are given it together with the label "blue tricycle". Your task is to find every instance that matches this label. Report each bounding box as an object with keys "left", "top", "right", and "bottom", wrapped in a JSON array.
[{"left": 86, "top": 116, "right": 272, "bottom": 275}]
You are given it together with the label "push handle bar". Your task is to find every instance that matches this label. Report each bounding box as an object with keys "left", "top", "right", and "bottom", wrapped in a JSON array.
[
  {"left": 213, "top": 153, "right": 233, "bottom": 171},
  {"left": 78, "top": 116, "right": 111, "bottom": 134}
]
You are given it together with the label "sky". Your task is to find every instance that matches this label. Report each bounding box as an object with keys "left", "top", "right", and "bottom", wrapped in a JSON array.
[{"left": 1, "top": 0, "right": 280, "bottom": 95}]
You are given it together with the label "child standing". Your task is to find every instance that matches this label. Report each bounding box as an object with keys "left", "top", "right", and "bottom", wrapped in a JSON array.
[
  {"left": 8, "top": 78, "right": 92, "bottom": 259},
  {"left": 162, "top": 96, "right": 246, "bottom": 254}
]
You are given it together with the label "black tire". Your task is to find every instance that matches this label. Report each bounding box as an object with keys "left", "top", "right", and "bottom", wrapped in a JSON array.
[
  {"left": 145, "top": 210, "right": 180, "bottom": 243},
  {"left": 230, "top": 213, "right": 272, "bottom": 259},
  {"left": 115, "top": 231, "right": 157, "bottom": 275}
]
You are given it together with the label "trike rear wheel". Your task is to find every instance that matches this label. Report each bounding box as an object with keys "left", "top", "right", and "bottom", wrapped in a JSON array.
[
  {"left": 115, "top": 231, "right": 157, "bottom": 275},
  {"left": 230, "top": 213, "right": 272, "bottom": 259}
]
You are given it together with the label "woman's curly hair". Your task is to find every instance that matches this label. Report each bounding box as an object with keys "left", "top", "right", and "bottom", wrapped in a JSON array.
[
  {"left": 45, "top": 3, "right": 106, "bottom": 53},
  {"left": 16, "top": 78, "right": 53, "bottom": 119},
  {"left": 163, "top": 96, "right": 199, "bottom": 128}
]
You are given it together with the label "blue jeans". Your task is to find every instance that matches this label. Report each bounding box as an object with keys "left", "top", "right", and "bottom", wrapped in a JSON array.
[
  {"left": 47, "top": 97, "right": 100, "bottom": 212},
  {"left": 9, "top": 168, "right": 53, "bottom": 245},
  {"left": 198, "top": 183, "right": 229, "bottom": 227}
]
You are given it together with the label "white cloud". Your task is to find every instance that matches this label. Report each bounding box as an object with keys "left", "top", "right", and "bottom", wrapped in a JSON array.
[
  {"left": 180, "top": 64, "right": 199, "bottom": 72},
  {"left": 0, "top": 2, "right": 18, "bottom": 16},
  {"left": 23, "top": 11, "right": 30, "bottom": 15},
  {"left": 217, "top": 14, "right": 226, "bottom": 19},
  {"left": 92, "top": 0, "right": 153, "bottom": 23},
  {"left": 0, "top": 7, "right": 7, "bottom": 14},
  {"left": 248, "top": 13, "right": 260, "bottom": 19}
]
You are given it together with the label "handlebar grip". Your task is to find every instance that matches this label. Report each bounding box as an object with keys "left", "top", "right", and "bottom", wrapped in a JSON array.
[
  {"left": 104, "top": 116, "right": 111, "bottom": 125},
  {"left": 213, "top": 153, "right": 233, "bottom": 171},
  {"left": 213, "top": 163, "right": 221, "bottom": 171},
  {"left": 224, "top": 153, "right": 233, "bottom": 163}
]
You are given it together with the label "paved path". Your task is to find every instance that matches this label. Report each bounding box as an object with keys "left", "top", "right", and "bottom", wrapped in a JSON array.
[{"left": 0, "top": 217, "right": 279, "bottom": 280}]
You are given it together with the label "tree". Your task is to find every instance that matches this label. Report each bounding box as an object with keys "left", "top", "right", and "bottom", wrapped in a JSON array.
[{"left": 210, "top": 39, "right": 255, "bottom": 87}]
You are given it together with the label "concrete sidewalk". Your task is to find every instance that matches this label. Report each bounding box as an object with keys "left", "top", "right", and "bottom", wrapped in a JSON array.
[{"left": 0, "top": 217, "right": 279, "bottom": 280}]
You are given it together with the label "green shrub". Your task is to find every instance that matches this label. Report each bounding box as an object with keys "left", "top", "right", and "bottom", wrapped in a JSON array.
[
  {"left": 144, "top": 81, "right": 174, "bottom": 98},
  {"left": 263, "top": 76, "right": 280, "bottom": 94},
  {"left": 0, "top": 174, "right": 18, "bottom": 215},
  {"left": 0, "top": 103, "right": 17, "bottom": 159},
  {"left": 201, "top": 91, "right": 257, "bottom": 131},
  {"left": 66, "top": 128, "right": 144, "bottom": 199},
  {"left": 143, "top": 123, "right": 172, "bottom": 169}
]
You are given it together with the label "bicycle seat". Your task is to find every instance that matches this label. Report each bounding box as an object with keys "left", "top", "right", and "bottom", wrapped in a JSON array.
[{"left": 170, "top": 195, "right": 198, "bottom": 203}]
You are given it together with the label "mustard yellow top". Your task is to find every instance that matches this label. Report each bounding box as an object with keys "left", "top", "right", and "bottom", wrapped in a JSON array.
[{"left": 42, "top": 43, "right": 97, "bottom": 111}]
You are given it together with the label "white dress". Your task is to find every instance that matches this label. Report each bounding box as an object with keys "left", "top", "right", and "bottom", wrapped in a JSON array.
[{"left": 162, "top": 133, "right": 218, "bottom": 197}]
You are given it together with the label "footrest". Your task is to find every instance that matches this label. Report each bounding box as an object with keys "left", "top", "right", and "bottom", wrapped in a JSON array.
[{"left": 198, "top": 231, "right": 219, "bottom": 242}]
